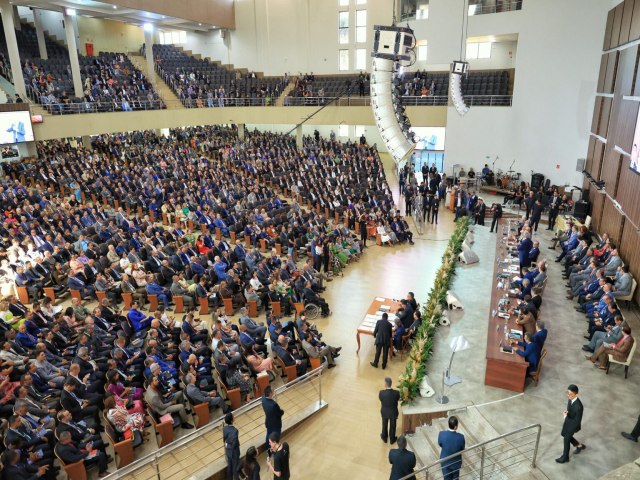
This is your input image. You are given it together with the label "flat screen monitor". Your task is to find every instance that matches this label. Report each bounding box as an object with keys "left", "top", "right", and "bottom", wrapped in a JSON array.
[
  {"left": 0, "top": 110, "right": 34, "bottom": 145},
  {"left": 412, "top": 127, "right": 446, "bottom": 151}
]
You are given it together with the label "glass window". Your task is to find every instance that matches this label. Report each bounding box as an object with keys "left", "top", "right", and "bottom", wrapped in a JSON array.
[
  {"left": 339, "top": 29, "right": 349, "bottom": 44},
  {"left": 356, "top": 0, "right": 367, "bottom": 4},
  {"left": 179, "top": 31, "right": 187, "bottom": 43},
  {"left": 355, "top": 125, "right": 366, "bottom": 137},
  {"left": 339, "top": 124, "right": 349, "bottom": 137},
  {"left": 355, "top": 48, "right": 367, "bottom": 70},
  {"left": 417, "top": 45, "right": 427, "bottom": 62},
  {"left": 339, "top": 11, "right": 349, "bottom": 28},
  {"left": 478, "top": 41, "right": 492, "bottom": 58},
  {"left": 356, "top": 10, "right": 366, "bottom": 43},
  {"left": 356, "top": 26, "right": 366, "bottom": 43},
  {"left": 339, "top": 49, "right": 350, "bottom": 71},
  {"left": 466, "top": 42, "right": 479, "bottom": 59},
  {"left": 339, "top": 0, "right": 349, "bottom": 6},
  {"left": 417, "top": 4, "right": 429, "bottom": 19}
]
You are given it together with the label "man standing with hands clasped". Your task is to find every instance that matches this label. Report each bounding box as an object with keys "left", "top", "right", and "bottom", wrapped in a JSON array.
[
  {"left": 438, "top": 416, "right": 465, "bottom": 480},
  {"left": 223, "top": 413, "right": 240, "bottom": 480},
  {"left": 262, "top": 386, "right": 284, "bottom": 451},
  {"left": 379, "top": 377, "right": 400, "bottom": 444},
  {"left": 556, "top": 384, "right": 586, "bottom": 463}
]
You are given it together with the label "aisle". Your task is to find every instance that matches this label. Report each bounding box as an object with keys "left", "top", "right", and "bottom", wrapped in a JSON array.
[{"left": 271, "top": 158, "right": 458, "bottom": 479}]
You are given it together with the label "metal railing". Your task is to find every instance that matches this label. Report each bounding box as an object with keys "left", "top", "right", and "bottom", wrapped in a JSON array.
[
  {"left": 285, "top": 96, "right": 372, "bottom": 107},
  {"left": 400, "top": 423, "right": 542, "bottom": 480},
  {"left": 469, "top": 0, "right": 523, "bottom": 16},
  {"left": 400, "top": 95, "right": 512, "bottom": 107},
  {"left": 178, "top": 97, "right": 274, "bottom": 108},
  {"left": 33, "top": 99, "right": 166, "bottom": 115},
  {"left": 104, "top": 367, "right": 326, "bottom": 480}
]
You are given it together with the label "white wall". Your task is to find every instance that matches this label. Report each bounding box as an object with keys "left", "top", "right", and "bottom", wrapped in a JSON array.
[{"left": 444, "top": 0, "right": 608, "bottom": 187}]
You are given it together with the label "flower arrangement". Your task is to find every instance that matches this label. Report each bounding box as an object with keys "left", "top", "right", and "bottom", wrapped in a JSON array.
[{"left": 398, "top": 217, "right": 471, "bottom": 404}]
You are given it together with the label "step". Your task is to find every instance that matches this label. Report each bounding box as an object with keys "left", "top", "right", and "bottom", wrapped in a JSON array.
[{"left": 405, "top": 430, "right": 436, "bottom": 468}]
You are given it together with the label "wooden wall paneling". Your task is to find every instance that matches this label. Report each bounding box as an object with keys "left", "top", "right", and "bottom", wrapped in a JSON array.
[
  {"left": 590, "top": 189, "right": 606, "bottom": 233},
  {"left": 616, "top": 46, "right": 638, "bottom": 96},
  {"left": 585, "top": 136, "right": 596, "bottom": 174},
  {"left": 597, "top": 53, "right": 609, "bottom": 93},
  {"left": 600, "top": 149, "right": 623, "bottom": 196},
  {"left": 631, "top": 0, "right": 640, "bottom": 42},
  {"left": 605, "top": 8, "right": 616, "bottom": 49},
  {"left": 598, "top": 97, "right": 613, "bottom": 137},
  {"left": 604, "top": 52, "right": 620, "bottom": 94},
  {"left": 600, "top": 196, "right": 625, "bottom": 246},
  {"left": 615, "top": 153, "right": 640, "bottom": 227},
  {"left": 612, "top": 3, "right": 625, "bottom": 48},
  {"left": 619, "top": 222, "right": 640, "bottom": 303},
  {"left": 589, "top": 139, "right": 606, "bottom": 180},
  {"left": 613, "top": 99, "right": 640, "bottom": 153},
  {"left": 633, "top": 48, "right": 640, "bottom": 96},
  {"left": 591, "top": 97, "right": 603, "bottom": 134},
  {"left": 620, "top": 0, "right": 635, "bottom": 45}
]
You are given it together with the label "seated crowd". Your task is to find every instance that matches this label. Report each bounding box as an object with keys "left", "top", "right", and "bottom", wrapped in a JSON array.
[
  {"left": 0, "top": 124, "right": 421, "bottom": 474},
  {"left": 552, "top": 227, "right": 636, "bottom": 370},
  {"left": 22, "top": 53, "right": 164, "bottom": 113}
]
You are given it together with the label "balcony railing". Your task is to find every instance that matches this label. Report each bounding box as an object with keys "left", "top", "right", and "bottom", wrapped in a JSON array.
[
  {"left": 399, "top": 423, "right": 542, "bottom": 480},
  {"left": 469, "top": 0, "right": 523, "bottom": 16},
  {"left": 34, "top": 99, "right": 166, "bottom": 115},
  {"left": 179, "top": 97, "right": 273, "bottom": 108},
  {"left": 103, "top": 367, "right": 326, "bottom": 480}
]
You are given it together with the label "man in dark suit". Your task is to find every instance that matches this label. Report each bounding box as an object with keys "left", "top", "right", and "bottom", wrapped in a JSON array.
[
  {"left": 55, "top": 430, "right": 110, "bottom": 477},
  {"left": 262, "top": 386, "right": 284, "bottom": 450},
  {"left": 389, "top": 435, "right": 416, "bottom": 480},
  {"left": 222, "top": 413, "right": 240, "bottom": 480},
  {"left": 438, "top": 416, "right": 466, "bottom": 480},
  {"left": 474, "top": 198, "right": 486, "bottom": 226},
  {"left": 547, "top": 192, "right": 561, "bottom": 230},
  {"left": 556, "top": 384, "right": 586, "bottom": 463},
  {"left": 371, "top": 312, "right": 393, "bottom": 369},
  {"left": 378, "top": 377, "right": 400, "bottom": 444},
  {"left": 517, "top": 231, "right": 533, "bottom": 276}
]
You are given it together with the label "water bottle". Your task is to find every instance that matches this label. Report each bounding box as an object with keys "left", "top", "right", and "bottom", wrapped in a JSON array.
[{"left": 504, "top": 318, "right": 509, "bottom": 342}]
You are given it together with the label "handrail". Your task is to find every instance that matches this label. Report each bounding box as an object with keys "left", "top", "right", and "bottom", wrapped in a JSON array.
[
  {"left": 103, "top": 366, "right": 325, "bottom": 480},
  {"left": 469, "top": 0, "right": 523, "bottom": 16},
  {"left": 399, "top": 423, "right": 542, "bottom": 480},
  {"left": 285, "top": 95, "right": 512, "bottom": 107},
  {"left": 33, "top": 99, "right": 166, "bottom": 115}
]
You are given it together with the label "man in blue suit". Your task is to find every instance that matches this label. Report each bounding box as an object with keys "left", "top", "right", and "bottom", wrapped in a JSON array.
[
  {"left": 128, "top": 302, "right": 153, "bottom": 332},
  {"left": 513, "top": 332, "right": 540, "bottom": 374},
  {"left": 517, "top": 231, "right": 533, "bottom": 275},
  {"left": 438, "top": 416, "right": 466, "bottom": 480},
  {"left": 261, "top": 386, "right": 284, "bottom": 450}
]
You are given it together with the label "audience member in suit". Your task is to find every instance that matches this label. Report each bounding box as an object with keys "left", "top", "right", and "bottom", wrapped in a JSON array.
[
  {"left": 556, "top": 384, "right": 585, "bottom": 463},
  {"left": 473, "top": 198, "right": 486, "bottom": 226},
  {"left": 586, "top": 325, "right": 634, "bottom": 370},
  {"left": 378, "top": 376, "right": 400, "bottom": 444},
  {"left": 371, "top": 312, "right": 393, "bottom": 369},
  {"left": 389, "top": 435, "right": 416, "bottom": 480},
  {"left": 517, "top": 231, "right": 533, "bottom": 276},
  {"left": 489, "top": 203, "right": 502, "bottom": 233},
  {"left": 512, "top": 332, "right": 540, "bottom": 375},
  {"left": 222, "top": 413, "right": 240, "bottom": 480},
  {"left": 0, "top": 448, "right": 51, "bottom": 480},
  {"left": 438, "top": 416, "right": 466, "bottom": 480},
  {"left": 55, "top": 430, "right": 110, "bottom": 477}
]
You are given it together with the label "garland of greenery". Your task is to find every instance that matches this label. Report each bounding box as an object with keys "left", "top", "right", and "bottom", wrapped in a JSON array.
[{"left": 398, "top": 217, "right": 471, "bottom": 404}]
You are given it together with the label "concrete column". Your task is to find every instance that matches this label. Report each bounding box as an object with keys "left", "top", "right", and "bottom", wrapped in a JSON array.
[
  {"left": 33, "top": 9, "right": 48, "bottom": 60},
  {"left": 81, "top": 135, "right": 91, "bottom": 150},
  {"left": 144, "top": 29, "right": 156, "bottom": 86},
  {"left": 237, "top": 124, "right": 245, "bottom": 140},
  {"left": 63, "top": 12, "right": 83, "bottom": 98},
  {"left": 296, "top": 125, "right": 303, "bottom": 148},
  {"left": 12, "top": 5, "right": 20, "bottom": 30},
  {"left": 0, "top": 0, "right": 26, "bottom": 98}
]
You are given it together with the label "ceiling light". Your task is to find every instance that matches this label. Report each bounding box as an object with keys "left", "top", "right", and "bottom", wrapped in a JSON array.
[
  {"left": 198, "top": 23, "right": 202, "bottom": 26},
  {"left": 143, "top": 22, "right": 154, "bottom": 32},
  {"left": 65, "top": 8, "right": 76, "bottom": 16},
  {"left": 113, "top": 5, "right": 117, "bottom": 9}
]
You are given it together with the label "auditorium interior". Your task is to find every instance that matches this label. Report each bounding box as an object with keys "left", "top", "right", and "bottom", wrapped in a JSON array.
[{"left": 0, "top": 0, "right": 639, "bottom": 479}]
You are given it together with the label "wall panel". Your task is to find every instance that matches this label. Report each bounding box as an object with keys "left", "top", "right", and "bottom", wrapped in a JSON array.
[
  {"left": 600, "top": 196, "right": 625, "bottom": 246},
  {"left": 597, "top": 53, "right": 608, "bottom": 92},
  {"left": 616, "top": 155, "right": 640, "bottom": 227},
  {"left": 605, "top": 8, "right": 616, "bottom": 49},
  {"left": 611, "top": 3, "right": 625, "bottom": 48},
  {"left": 589, "top": 139, "right": 606, "bottom": 179},
  {"left": 631, "top": 0, "right": 640, "bottom": 41},
  {"left": 597, "top": 97, "right": 613, "bottom": 137},
  {"left": 600, "top": 149, "right": 623, "bottom": 195},
  {"left": 589, "top": 187, "right": 606, "bottom": 233},
  {"left": 620, "top": 0, "right": 635, "bottom": 45},
  {"left": 616, "top": 45, "right": 638, "bottom": 96},
  {"left": 619, "top": 222, "right": 640, "bottom": 303},
  {"left": 612, "top": 99, "right": 639, "bottom": 153},
  {"left": 604, "top": 51, "right": 620, "bottom": 93},
  {"left": 591, "top": 96, "right": 604, "bottom": 133}
]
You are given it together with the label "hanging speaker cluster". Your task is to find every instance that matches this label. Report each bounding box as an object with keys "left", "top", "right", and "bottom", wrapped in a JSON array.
[
  {"left": 450, "top": 60, "right": 470, "bottom": 116},
  {"left": 371, "top": 25, "right": 417, "bottom": 164}
]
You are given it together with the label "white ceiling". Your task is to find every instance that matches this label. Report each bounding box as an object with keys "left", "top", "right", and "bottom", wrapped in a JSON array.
[{"left": 12, "top": 0, "right": 216, "bottom": 32}]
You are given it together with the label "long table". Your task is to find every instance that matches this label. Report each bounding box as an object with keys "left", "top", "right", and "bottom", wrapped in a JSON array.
[
  {"left": 484, "top": 219, "right": 529, "bottom": 393},
  {"left": 356, "top": 297, "right": 401, "bottom": 362}
]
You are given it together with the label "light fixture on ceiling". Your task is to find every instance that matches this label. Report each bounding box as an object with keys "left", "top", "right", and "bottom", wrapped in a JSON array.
[
  {"left": 143, "top": 22, "right": 154, "bottom": 32},
  {"left": 65, "top": 8, "right": 76, "bottom": 16},
  {"left": 113, "top": 5, "right": 117, "bottom": 9},
  {"left": 198, "top": 23, "right": 202, "bottom": 26}
]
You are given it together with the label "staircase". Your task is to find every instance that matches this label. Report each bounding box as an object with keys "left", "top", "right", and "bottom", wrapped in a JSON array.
[
  {"left": 276, "top": 80, "right": 295, "bottom": 106},
  {"left": 406, "top": 406, "right": 548, "bottom": 479},
  {"left": 128, "top": 54, "right": 183, "bottom": 109}
]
